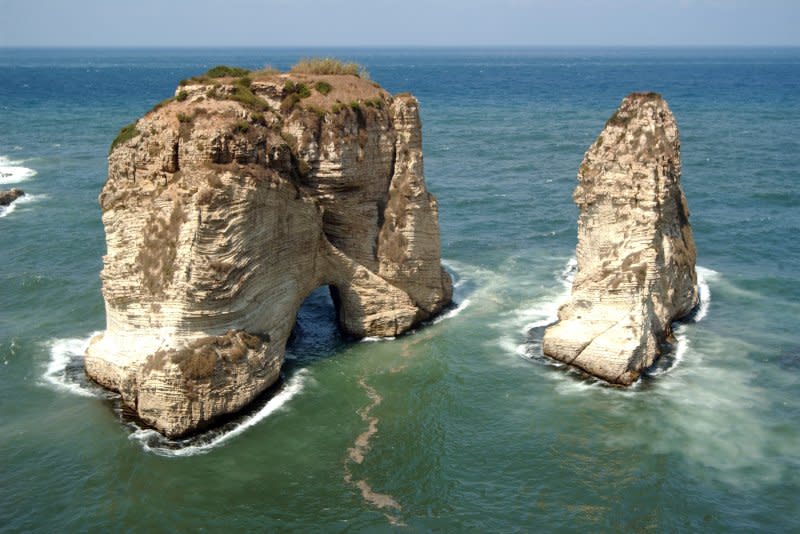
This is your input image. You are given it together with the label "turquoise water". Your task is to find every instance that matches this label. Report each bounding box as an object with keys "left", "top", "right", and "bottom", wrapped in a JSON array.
[{"left": 1, "top": 48, "right": 799, "bottom": 531}]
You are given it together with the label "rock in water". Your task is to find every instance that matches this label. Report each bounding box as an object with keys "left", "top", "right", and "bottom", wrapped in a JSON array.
[
  {"left": 86, "top": 69, "right": 452, "bottom": 437},
  {"left": 0, "top": 188, "right": 24, "bottom": 206},
  {"left": 542, "top": 92, "right": 698, "bottom": 385}
]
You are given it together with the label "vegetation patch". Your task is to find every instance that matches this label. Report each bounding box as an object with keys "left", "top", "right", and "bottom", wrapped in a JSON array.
[
  {"left": 364, "top": 97, "right": 383, "bottom": 109},
  {"left": 137, "top": 198, "right": 187, "bottom": 296},
  {"left": 281, "top": 92, "right": 302, "bottom": 112},
  {"left": 227, "top": 83, "right": 272, "bottom": 112},
  {"left": 308, "top": 106, "right": 326, "bottom": 119},
  {"left": 290, "top": 57, "right": 369, "bottom": 79},
  {"left": 281, "top": 81, "right": 311, "bottom": 111},
  {"left": 605, "top": 109, "right": 632, "bottom": 129},
  {"left": 177, "top": 112, "right": 193, "bottom": 123},
  {"left": 631, "top": 91, "right": 662, "bottom": 100},
  {"left": 314, "top": 81, "right": 332, "bottom": 95},
  {"left": 176, "top": 90, "right": 189, "bottom": 102},
  {"left": 163, "top": 330, "right": 269, "bottom": 381},
  {"left": 250, "top": 112, "right": 267, "bottom": 126},
  {"left": 233, "top": 120, "right": 250, "bottom": 133},
  {"left": 280, "top": 131, "right": 298, "bottom": 150},
  {"left": 110, "top": 122, "right": 141, "bottom": 154},
  {"left": 205, "top": 65, "right": 251, "bottom": 78},
  {"left": 259, "top": 65, "right": 280, "bottom": 75},
  {"left": 284, "top": 80, "right": 311, "bottom": 97}
]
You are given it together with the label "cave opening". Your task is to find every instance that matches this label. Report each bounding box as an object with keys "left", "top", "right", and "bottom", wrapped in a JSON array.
[{"left": 285, "top": 285, "right": 346, "bottom": 367}]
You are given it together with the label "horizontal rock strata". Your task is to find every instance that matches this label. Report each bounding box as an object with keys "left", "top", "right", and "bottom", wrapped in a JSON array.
[
  {"left": 543, "top": 92, "right": 699, "bottom": 385},
  {"left": 87, "top": 69, "right": 452, "bottom": 437}
]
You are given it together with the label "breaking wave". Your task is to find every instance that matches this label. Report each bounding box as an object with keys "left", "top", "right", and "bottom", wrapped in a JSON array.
[
  {"left": 0, "top": 193, "right": 45, "bottom": 218},
  {"left": 359, "top": 260, "right": 474, "bottom": 342},
  {"left": 42, "top": 334, "right": 104, "bottom": 398},
  {"left": 648, "top": 265, "right": 718, "bottom": 376},
  {"left": 432, "top": 261, "right": 474, "bottom": 324},
  {"left": 43, "top": 333, "right": 308, "bottom": 456},
  {"left": 507, "top": 259, "right": 716, "bottom": 382},
  {"left": 129, "top": 370, "right": 308, "bottom": 457},
  {"left": 0, "top": 155, "right": 36, "bottom": 185}
]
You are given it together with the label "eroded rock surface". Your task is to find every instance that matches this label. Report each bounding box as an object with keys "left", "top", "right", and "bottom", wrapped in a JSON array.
[
  {"left": 543, "top": 92, "right": 698, "bottom": 385},
  {"left": 0, "top": 188, "right": 24, "bottom": 206},
  {"left": 87, "top": 70, "right": 452, "bottom": 437}
]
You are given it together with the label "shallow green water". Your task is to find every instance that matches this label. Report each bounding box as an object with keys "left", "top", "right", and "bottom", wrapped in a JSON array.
[{"left": 1, "top": 48, "right": 799, "bottom": 531}]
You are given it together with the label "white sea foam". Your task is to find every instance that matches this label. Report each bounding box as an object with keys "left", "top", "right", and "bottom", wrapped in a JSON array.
[
  {"left": 43, "top": 334, "right": 101, "bottom": 398},
  {"left": 560, "top": 257, "right": 578, "bottom": 288},
  {"left": 361, "top": 336, "right": 396, "bottom": 343},
  {"left": 492, "top": 257, "right": 575, "bottom": 362},
  {"left": 434, "top": 298, "right": 472, "bottom": 323},
  {"left": 649, "top": 265, "right": 718, "bottom": 376},
  {"left": 512, "top": 260, "right": 718, "bottom": 385},
  {"left": 44, "top": 333, "right": 308, "bottom": 455},
  {"left": 131, "top": 369, "right": 309, "bottom": 457},
  {"left": 693, "top": 266, "right": 718, "bottom": 322},
  {"left": 525, "top": 257, "right": 575, "bottom": 330},
  {"left": 0, "top": 155, "right": 36, "bottom": 185},
  {"left": 0, "top": 193, "right": 45, "bottom": 218},
  {"left": 434, "top": 259, "right": 476, "bottom": 324}
]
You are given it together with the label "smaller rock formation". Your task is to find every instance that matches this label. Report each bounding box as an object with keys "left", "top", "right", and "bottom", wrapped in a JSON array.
[
  {"left": 542, "top": 92, "right": 699, "bottom": 385},
  {"left": 0, "top": 188, "right": 24, "bottom": 206}
]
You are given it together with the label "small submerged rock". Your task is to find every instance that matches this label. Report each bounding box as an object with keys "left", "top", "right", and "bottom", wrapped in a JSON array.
[
  {"left": 0, "top": 188, "right": 24, "bottom": 206},
  {"left": 542, "top": 92, "right": 699, "bottom": 385}
]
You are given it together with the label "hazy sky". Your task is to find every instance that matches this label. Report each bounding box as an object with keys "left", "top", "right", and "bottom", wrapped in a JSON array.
[{"left": 1, "top": 0, "right": 798, "bottom": 47}]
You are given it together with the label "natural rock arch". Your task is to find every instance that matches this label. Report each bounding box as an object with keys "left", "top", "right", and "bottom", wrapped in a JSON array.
[{"left": 86, "top": 68, "right": 452, "bottom": 437}]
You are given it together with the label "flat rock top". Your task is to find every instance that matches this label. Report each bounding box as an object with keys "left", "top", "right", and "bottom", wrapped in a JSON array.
[
  {"left": 174, "top": 71, "right": 391, "bottom": 114},
  {"left": 250, "top": 72, "right": 387, "bottom": 107}
]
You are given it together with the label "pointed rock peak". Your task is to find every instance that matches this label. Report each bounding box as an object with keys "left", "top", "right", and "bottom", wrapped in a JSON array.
[{"left": 543, "top": 93, "right": 698, "bottom": 386}]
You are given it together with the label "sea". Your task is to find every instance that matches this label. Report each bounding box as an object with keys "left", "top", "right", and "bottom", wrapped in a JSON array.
[{"left": 0, "top": 47, "right": 798, "bottom": 532}]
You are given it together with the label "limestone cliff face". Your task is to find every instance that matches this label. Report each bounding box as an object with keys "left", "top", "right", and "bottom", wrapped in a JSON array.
[
  {"left": 87, "top": 71, "right": 452, "bottom": 437},
  {"left": 543, "top": 93, "right": 698, "bottom": 385}
]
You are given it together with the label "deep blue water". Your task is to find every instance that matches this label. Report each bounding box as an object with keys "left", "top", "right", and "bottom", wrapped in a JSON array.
[{"left": 1, "top": 48, "right": 799, "bottom": 532}]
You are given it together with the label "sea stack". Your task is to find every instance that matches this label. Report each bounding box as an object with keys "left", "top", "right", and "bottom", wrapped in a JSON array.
[
  {"left": 0, "top": 188, "right": 24, "bottom": 206},
  {"left": 542, "top": 92, "right": 698, "bottom": 385},
  {"left": 86, "top": 65, "right": 452, "bottom": 437}
]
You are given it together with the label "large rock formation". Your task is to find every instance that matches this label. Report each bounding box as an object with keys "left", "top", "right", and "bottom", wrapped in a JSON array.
[
  {"left": 0, "top": 188, "right": 24, "bottom": 206},
  {"left": 86, "top": 67, "right": 452, "bottom": 437},
  {"left": 543, "top": 92, "right": 698, "bottom": 385}
]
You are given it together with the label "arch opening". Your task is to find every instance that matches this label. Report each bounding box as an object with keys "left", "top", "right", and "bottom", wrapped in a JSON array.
[{"left": 285, "top": 285, "right": 346, "bottom": 368}]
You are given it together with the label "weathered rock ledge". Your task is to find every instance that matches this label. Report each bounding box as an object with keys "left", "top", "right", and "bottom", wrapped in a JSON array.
[
  {"left": 87, "top": 66, "right": 452, "bottom": 437},
  {"left": 0, "top": 188, "right": 24, "bottom": 206},
  {"left": 543, "top": 92, "right": 698, "bottom": 385}
]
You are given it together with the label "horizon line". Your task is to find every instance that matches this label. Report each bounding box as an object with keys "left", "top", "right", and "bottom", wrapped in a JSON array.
[{"left": 2, "top": 44, "right": 800, "bottom": 50}]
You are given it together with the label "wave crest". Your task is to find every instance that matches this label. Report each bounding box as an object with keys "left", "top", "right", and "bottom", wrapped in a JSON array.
[
  {"left": 0, "top": 193, "right": 45, "bottom": 218},
  {"left": 0, "top": 155, "right": 36, "bottom": 185}
]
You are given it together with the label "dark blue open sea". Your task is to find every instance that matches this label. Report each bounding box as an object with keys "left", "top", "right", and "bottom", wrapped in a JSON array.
[{"left": 1, "top": 47, "right": 799, "bottom": 532}]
